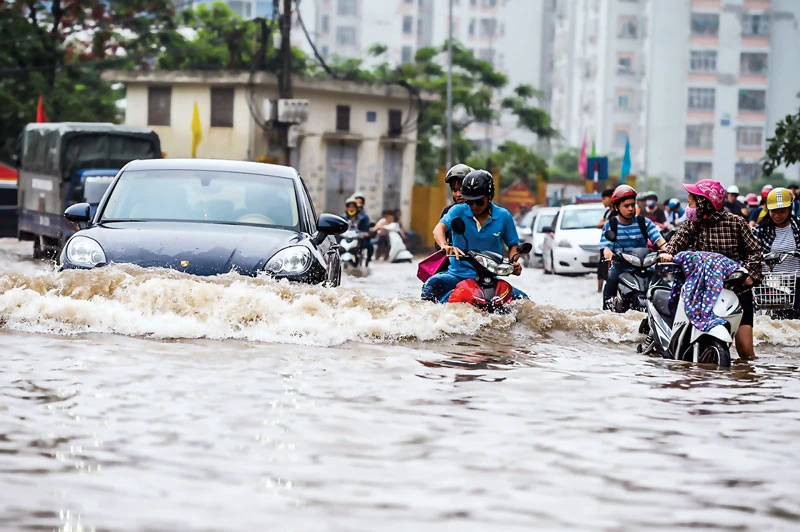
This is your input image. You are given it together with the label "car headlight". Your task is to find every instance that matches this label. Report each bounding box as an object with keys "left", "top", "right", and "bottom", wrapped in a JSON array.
[
  {"left": 65, "top": 236, "right": 106, "bottom": 268},
  {"left": 266, "top": 246, "right": 312, "bottom": 274},
  {"left": 558, "top": 239, "right": 572, "bottom": 248}
]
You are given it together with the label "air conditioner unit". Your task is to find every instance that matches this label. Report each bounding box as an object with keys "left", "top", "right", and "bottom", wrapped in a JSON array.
[{"left": 263, "top": 99, "right": 311, "bottom": 124}]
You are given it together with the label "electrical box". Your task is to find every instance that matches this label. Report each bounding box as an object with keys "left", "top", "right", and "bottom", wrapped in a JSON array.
[{"left": 276, "top": 99, "right": 310, "bottom": 124}]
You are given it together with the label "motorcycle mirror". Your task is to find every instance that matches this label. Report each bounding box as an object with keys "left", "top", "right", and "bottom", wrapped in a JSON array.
[
  {"left": 451, "top": 217, "right": 466, "bottom": 235},
  {"left": 517, "top": 242, "right": 533, "bottom": 255},
  {"left": 604, "top": 229, "right": 617, "bottom": 242}
]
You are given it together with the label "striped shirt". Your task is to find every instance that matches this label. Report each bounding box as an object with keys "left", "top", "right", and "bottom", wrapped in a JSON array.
[
  {"left": 600, "top": 216, "right": 663, "bottom": 252},
  {"left": 771, "top": 225, "right": 800, "bottom": 275}
]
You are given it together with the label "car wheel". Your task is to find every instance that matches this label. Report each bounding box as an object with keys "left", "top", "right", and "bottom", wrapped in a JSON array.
[{"left": 326, "top": 251, "right": 342, "bottom": 287}]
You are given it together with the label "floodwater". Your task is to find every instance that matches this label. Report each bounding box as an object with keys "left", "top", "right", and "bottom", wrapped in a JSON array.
[{"left": 1, "top": 237, "right": 800, "bottom": 531}]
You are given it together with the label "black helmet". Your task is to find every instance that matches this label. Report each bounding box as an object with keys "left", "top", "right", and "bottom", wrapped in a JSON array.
[
  {"left": 461, "top": 169, "right": 495, "bottom": 201},
  {"left": 445, "top": 163, "right": 474, "bottom": 185}
]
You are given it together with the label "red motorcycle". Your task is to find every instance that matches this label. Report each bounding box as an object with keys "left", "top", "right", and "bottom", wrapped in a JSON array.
[{"left": 444, "top": 218, "right": 532, "bottom": 313}]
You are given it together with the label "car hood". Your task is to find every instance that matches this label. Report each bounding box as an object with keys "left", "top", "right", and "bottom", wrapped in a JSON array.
[{"left": 77, "top": 221, "right": 305, "bottom": 276}]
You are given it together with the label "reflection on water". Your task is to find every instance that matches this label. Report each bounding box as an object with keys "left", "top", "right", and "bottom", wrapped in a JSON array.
[{"left": 1, "top": 240, "right": 800, "bottom": 530}]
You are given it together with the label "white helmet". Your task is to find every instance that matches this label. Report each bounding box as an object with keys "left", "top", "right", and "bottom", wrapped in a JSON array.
[
  {"left": 737, "top": 195, "right": 745, "bottom": 203},
  {"left": 726, "top": 185, "right": 740, "bottom": 194}
]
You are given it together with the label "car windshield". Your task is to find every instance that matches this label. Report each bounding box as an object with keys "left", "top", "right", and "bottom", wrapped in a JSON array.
[
  {"left": 84, "top": 176, "right": 114, "bottom": 204},
  {"left": 100, "top": 169, "right": 300, "bottom": 229},
  {"left": 517, "top": 209, "right": 536, "bottom": 228},
  {"left": 535, "top": 212, "right": 557, "bottom": 232},
  {"left": 560, "top": 208, "right": 606, "bottom": 230}
]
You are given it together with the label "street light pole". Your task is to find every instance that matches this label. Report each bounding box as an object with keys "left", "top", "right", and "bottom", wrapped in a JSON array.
[{"left": 445, "top": 0, "right": 453, "bottom": 169}]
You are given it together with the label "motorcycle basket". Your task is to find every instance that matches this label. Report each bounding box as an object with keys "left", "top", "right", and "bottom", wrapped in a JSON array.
[{"left": 753, "top": 272, "right": 797, "bottom": 310}]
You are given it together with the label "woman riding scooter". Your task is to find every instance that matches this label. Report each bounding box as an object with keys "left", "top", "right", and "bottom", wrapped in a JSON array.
[{"left": 753, "top": 187, "right": 800, "bottom": 319}]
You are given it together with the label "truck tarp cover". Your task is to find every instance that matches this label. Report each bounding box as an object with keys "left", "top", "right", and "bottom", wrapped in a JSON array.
[{"left": 21, "top": 123, "right": 160, "bottom": 177}]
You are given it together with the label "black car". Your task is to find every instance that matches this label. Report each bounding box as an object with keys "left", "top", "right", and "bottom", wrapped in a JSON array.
[{"left": 59, "top": 159, "right": 348, "bottom": 286}]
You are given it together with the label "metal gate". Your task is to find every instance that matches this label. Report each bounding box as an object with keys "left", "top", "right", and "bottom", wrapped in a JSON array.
[
  {"left": 325, "top": 143, "right": 358, "bottom": 213},
  {"left": 382, "top": 145, "right": 403, "bottom": 212}
]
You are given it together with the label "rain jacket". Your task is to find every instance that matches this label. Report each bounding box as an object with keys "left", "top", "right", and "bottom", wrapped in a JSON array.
[{"left": 668, "top": 251, "right": 741, "bottom": 332}]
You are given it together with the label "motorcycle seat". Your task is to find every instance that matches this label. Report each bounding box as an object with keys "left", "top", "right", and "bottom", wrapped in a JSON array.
[{"left": 651, "top": 288, "right": 674, "bottom": 327}]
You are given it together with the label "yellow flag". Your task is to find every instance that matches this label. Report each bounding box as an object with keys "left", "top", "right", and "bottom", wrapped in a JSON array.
[{"left": 191, "top": 102, "right": 203, "bottom": 158}]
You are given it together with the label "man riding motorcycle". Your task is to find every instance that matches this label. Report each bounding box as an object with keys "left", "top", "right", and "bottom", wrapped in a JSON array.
[
  {"left": 600, "top": 185, "right": 667, "bottom": 310},
  {"left": 421, "top": 169, "right": 527, "bottom": 302},
  {"left": 660, "top": 179, "right": 762, "bottom": 359},
  {"left": 342, "top": 195, "right": 371, "bottom": 265}
]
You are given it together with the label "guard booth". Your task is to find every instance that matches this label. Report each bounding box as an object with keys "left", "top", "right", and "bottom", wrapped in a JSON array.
[{"left": 16, "top": 122, "right": 161, "bottom": 258}]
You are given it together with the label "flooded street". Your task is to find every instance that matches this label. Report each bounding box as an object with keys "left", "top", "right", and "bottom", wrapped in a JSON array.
[{"left": 2, "top": 238, "right": 800, "bottom": 531}]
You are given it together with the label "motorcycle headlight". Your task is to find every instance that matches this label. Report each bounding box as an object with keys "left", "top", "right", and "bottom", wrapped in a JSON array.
[
  {"left": 474, "top": 254, "right": 499, "bottom": 274},
  {"left": 643, "top": 254, "right": 657, "bottom": 268},
  {"left": 495, "top": 263, "right": 514, "bottom": 276},
  {"left": 65, "top": 236, "right": 106, "bottom": 268},
  {"left": 620, "top": 253, "right": 641, "bottom": 267},
  {"left": 558, "top": 239, "right": 573, "bottom": 248},
  {"left": 265, "top": 246, "right": 312, "bottom": 274}
]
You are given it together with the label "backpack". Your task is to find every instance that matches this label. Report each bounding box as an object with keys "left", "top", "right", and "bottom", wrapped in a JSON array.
[{"left": 608, "top": 215, "right": 648, "bottom": 246}]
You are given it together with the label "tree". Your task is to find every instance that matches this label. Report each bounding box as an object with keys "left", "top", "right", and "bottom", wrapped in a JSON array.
[
  {"left": 548, "top": 148, "right": 582, "bottom": 183},
  {"left": 763, "top": 109, "right": 800, "bottom": 176}
]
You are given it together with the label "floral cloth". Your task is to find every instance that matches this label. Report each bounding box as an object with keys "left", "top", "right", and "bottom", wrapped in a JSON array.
[{"left": 668, "top": 251, "right": 741, "bottom": 332}]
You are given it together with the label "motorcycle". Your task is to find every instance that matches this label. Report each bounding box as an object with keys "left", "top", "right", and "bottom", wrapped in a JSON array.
[
  {"left": 639, "top": 262, "right": 749, "bottom": 367},
  {"left": 754, "top": 251, "right": 800, "bottom": 319},
  {"left": 602, "top": 230, "right": 665, "bottom": 313},
  {"left": 383, "top": 222, "right": 413, "bottom": 263},
  {"left": 338, "top": 228, "right": 369, "bottom": 274},
  {"left": 442, "top": 218, "right": 532, "bottom": 313}
]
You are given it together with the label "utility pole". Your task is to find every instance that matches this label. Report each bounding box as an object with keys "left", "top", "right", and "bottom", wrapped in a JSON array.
[
  {"left": 278, "top": 0, "right": 293, "bottom": 165},
  {"left": 445, "top": 0, "right": 453, "bottom": 169}
]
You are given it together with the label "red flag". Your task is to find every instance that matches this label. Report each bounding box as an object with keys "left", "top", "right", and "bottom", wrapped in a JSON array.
[
  {"left": 36, "top": 94, "right": 47, "bottom": 123},
  {"left": 578, "top": 133, "right": 587, "bottom": 178}
]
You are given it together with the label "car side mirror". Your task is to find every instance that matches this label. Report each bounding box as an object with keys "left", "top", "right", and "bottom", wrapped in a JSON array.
[
  {"left": 313, "top": 213, "right": 348, "bottom": 245},
  {"left": 64, "top": 202, "right": 91, "bottom": 223},
  {"left": 604, "top": 229, "right": 617, "bottom": 242},
  {"left": 451, "top": 217, "right": 466, "bottom": 235},
  {"left": 542, "top": 226, "right": 554, "bottom": 234}
]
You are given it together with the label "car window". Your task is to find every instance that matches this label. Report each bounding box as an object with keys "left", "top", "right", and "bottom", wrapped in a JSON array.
[
  {"left": 518, "top": 209, "right": 536, "bottom": 228},
  {"left": 100, "top": 169, "right": 300, "bottom": 229},
  {"left": 560, "top": 208, "right": 606, "bottom": 230},
  {"left": 535, "top": 212, "right": 557, "bottom": 232}
]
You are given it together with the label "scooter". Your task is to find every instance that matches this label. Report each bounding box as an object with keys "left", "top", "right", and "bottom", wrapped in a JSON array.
[
  {"left": 443, "top": 218, "right": 532, "bottom": 313},
  {"left": 383, "top": 222, "right": 413, "bottom": 263},
  {"left": 602, "top": 230, "right": 665, "bottom": 313},
  {"left": 338, "top": 228, "right": 369, "bottom": 274},
  {"left": 639, "top": 262, "right": 748, "bottom": 367}
]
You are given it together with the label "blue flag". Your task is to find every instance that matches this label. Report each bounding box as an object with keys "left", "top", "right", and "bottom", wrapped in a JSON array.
[{"left": 620, "top": 135, "right": 631, "bottom": 183}]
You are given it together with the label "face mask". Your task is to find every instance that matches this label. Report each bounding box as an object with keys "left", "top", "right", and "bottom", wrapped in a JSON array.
[
  {"left": 346, "top": 207, "right": 357, "bottom": 216},
  {"left": 685, "top": 206, "right": 697, "bottom": 221}
]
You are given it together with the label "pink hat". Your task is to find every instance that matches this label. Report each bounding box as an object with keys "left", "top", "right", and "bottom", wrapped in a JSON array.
[
  {"left": 746, "top": 192, "right": 759, "bottom": 206},
  {"left": 683, "top": 179, "right": 726, "bottom": 211}
]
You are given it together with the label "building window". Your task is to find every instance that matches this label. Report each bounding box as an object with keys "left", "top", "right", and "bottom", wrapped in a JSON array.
[
  {"left": 478, "top": 48, "right": 495, "bottom": 65},
  {"left": 388, "top": 109, "right": 403, "bottom": 136},
  {"left": 338, "top": 0, "right": 357, "bottom": 16},
  {"left": 614, "top": 129, "right": 628, "bottom": 147},
  {"left": 401, "top": 45, "right": 413, "bottom": 63},
  {"left": 480, "top": 18, "right": 497, "bottom": 37},
  {"left": 688, "top": 87, "right": 715, "bottom": 110},
  {"left": 739, "top": 89, "right": 765, "bottom": 112},
  {"left": 336, "top": 105, "right": 350, "bottom": 131},
  {"left": 735, "top": 163, "right": 761, "bottom": 185},
  {"left": 685, "top": 162, "right": 712, "bottom": 183},
  {"left": 617, "top": 54, "right": 633, "bottom": 73},
  {"left": 366, "top": 111, "right": 377, "bottom": 122},
  {"left": 403, "top": 15, "right": 413, "bottom": 34},
  {"left": 483, "top": 0, "right": 498, "bottom": 6},
  {"left": 471, "top": 0, "right": 477, "bottom": 6},
  {"left": 740, "top": 52, "right": 768, "bottom": 75},
  {"left": 617, "top": 94, "right": 630, "bottom": 109},
  {"left": 686, "top": 123, "right": 713, "bottom": 148},
  {"left": 618, "top": 16, "right": 637, "bottom": 38},
  {"left": 147, "top": 86, "right": 171, "bottom": 126},
  {"left": 736, "top": 126, "right": 763, "bottom": 148},
  {"left": 210, "top": 87, "right": 234, "bottom": 128},
  {"left": 742, "top": 13, "right": 769, "bottom": 36},
  {"left": 691, "top": 13, "right": 719, "bottom": 36},
  {"left": 228, "top": 1, "right": 245, "bottom": 17},
  {"left": 336, "top": 26, "right": 356, "bottom": 45},
  {"left": 255, "top": 1, "right": 273, "bottom": 17},
  {"left": 468, "top": 18, "right": 476, "bottom": 36},
  {"left": 321, "top": 15, "right": 329, "bottom": 34},
  {"left": 690, "top": 50, "right": 717, "bottom": 72}
]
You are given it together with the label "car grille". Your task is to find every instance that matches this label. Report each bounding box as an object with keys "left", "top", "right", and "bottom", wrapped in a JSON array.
[{"left": 580, "top": 244, "right": 600, "bottom": 252}]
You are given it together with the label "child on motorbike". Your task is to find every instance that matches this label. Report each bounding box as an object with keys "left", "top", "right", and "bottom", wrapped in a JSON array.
[
  {"left": 421, "top": 170, "right": 526, "bottom": 302},
  {"left": 660, "top": 179, "right": 763, "bottom": 358},
  {"left": 753, "top": 187, "right": 800, "bottom": 319},
  {"left": 342, "top": 196, "right": 371, "bottom": 263},
  {"left": 600, "top": 185, "right": 668, "bottom": 310}
]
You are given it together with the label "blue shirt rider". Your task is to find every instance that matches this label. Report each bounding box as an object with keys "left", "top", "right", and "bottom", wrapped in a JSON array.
[
  {"left": 342, "top": 196, "right": 370, "bottom": 234},
  {"left": 421, "top": 169, "right": 527, "bottom": 303}
]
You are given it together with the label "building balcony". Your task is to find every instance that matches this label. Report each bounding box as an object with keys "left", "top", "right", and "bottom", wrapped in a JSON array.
[
  {"left": 685, "top": 147, "right": 714, "bottom": 157},
  {"left": 692, "top": 0, "right": 721, "bottom": 7},
  {"left": 737, "top": 110, "right": 766, "bottom": 123},
  {"left": 687, "top": 110, "right": 715, "bottom": 121},
  {"left": 741, "top": 36, "right": 769, "bottom": 48},
  {"left": 739, "top": 73, "right": 768, "bottom": 85},
  {"left": 688, "top": 72, "right": 717, "bottom": 83},
  {"left": 736, "top": 148, "right": 763, "bottom": 159},
  {"left": 743, "top": 0, "right": 771, "bottom": 9},
  {"left": 691, "top": 35, "right": 719, "bottom": 46}
]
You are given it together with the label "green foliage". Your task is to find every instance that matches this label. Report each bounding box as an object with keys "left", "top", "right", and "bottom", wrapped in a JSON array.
[
  {"left": 741, "top": 172, "right": 788, "bottom": 195},
  {"left": 764, "top": 109, "right": 800, "bottom": 175},
  {"left": 549, "top": 148, "right": 582, "bottom": 183}
]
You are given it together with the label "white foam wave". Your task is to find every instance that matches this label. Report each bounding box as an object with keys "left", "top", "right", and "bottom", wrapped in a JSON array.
[{"left": 0, "top": 265, "right": 508, "bottom": 346}]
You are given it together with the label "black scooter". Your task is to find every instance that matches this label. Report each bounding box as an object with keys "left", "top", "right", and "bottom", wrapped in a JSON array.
[{"left": 603, "top": 230, "right": 664, "bottom": 313}]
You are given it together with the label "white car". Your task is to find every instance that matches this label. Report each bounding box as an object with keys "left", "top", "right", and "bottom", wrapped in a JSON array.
[
  {"left": 530, "top": 207, "right": 559, "bottom": 268},
  {"left": 541, "top": 203, "right": 607, "bottom": 275}
]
